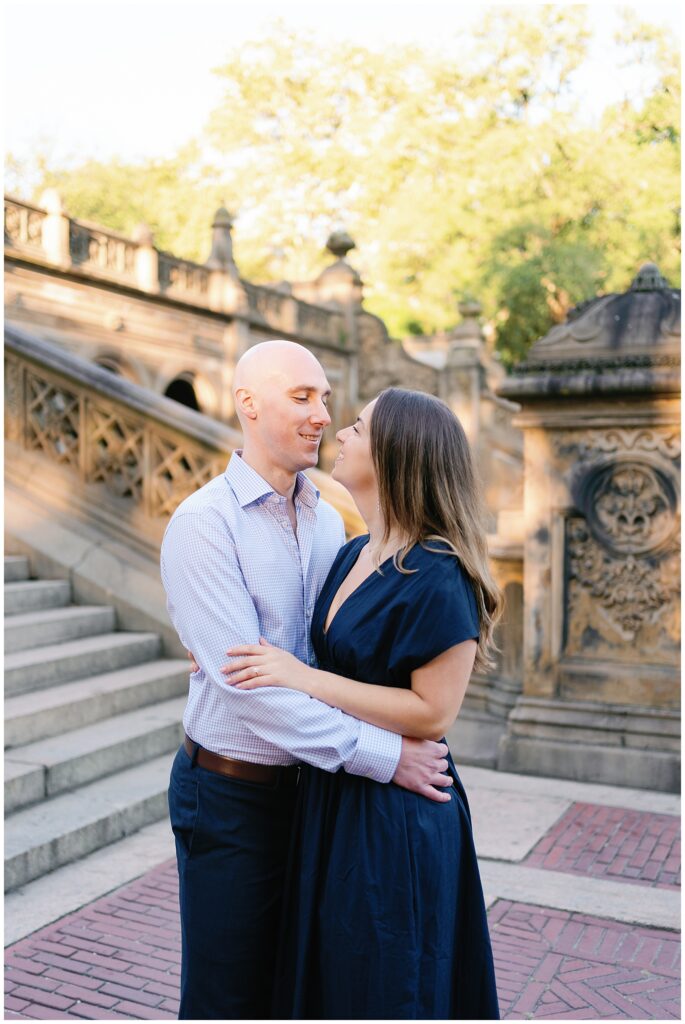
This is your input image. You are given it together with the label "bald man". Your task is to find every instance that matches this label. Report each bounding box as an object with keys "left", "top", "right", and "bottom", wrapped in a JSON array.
[{"left": 161, "top": 341, "right": 451, "bottom": 1019}]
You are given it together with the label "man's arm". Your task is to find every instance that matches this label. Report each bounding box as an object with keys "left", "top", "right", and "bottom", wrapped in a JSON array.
[{"left": 162, "top": 509, "right": 403, "bottom": 782}]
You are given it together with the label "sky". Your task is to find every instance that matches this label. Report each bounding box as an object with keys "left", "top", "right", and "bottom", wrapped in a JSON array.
[{"left": 3, "top": 0, "right": 682, "bottom": 175}]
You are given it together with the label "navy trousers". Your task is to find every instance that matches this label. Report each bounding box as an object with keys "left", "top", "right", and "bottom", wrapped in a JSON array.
[{"left": 168, "top": 744, "right": 298, "bottom": 1020}]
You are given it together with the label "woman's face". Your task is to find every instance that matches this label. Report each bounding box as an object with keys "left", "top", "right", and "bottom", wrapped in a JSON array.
[{"left": 331, "top": 398, "right": 377, "bottom": 493}]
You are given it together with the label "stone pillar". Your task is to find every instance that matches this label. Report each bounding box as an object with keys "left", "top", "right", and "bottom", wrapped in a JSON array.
[
  {"left": 313, "top": 231, "right": 363, "bottom": 452},
  {"left": 444, "top": 299, "right": 485, "bottom": 447},
  {"left": 314, "top": 231, "right": 363, "bottom": 309},
  {"left": 496, "top": 263, "right": 681, "bottom": 792},
  {"left": 39, "top": 189, "right": 70, "bottom": 268},
  {"left": 205, "top": 205, "right": 241, "bottom": 313},
  {"left": 133, "top": 224, "right": 159, "bottom": 293}
]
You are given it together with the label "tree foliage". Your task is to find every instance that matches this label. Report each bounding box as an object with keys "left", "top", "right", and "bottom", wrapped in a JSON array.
[{"left": 8, "top": 6, "right": 680, "bottom": 366}]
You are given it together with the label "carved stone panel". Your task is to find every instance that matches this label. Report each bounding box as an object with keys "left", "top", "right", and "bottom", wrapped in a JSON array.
[
  {"left": 565, "top": 517, "right": 679, "bottom": 658},
  {"left": 149, "top": 433, "right": 224, "bottom": 518},
  {"left": 561, "top": 425, "right": 680, "bottom": 691},
  {"left": 86, "top": 403, "right": 145, "bottom": 502},
  {"left": 25, "top": 370, "right": 81, "bottom": 468},
  {"left": 572, "top": 456, "right": 679, "bottom": 558}
]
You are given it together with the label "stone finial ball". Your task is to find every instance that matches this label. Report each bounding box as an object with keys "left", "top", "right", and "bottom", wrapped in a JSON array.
[
  {"left": 212, "top": 206, "right": 234, "bottom": 229},
  {"left": 326, "top": 231, "right": 356, "bottom": 259}
]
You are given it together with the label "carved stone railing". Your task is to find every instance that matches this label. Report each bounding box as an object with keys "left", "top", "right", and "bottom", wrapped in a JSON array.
[
  {"left": 4, "top": 196, "right": 46, "bottom": 253},
  {"left": 243, "top": 281, "right": 289, "bottom": 322},
  {"left": 69, "top": 220, "right": 138, "bottom": 282},
  {"left": 159, "top": 252, "right": 210, "bottom": 300},
  {"left": 297, "top": 298, "right": 336, "bottom": 341},
  {"left": 5, "top": 323, "right": 364, "bottom": 536},
  {"left": 4, "top": 195, "right": 343, "bottom": 346}
]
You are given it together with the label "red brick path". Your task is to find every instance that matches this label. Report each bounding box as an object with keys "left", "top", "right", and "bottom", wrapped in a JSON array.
[
  {"left": 525, "top": 802, "right": 681, "bottom": 889},
  {"left": 5, "top": 862, "right": 181, "bottom": 1020},
  {"left": 490, "top": 901, "right": 681, "bottom": 1020},
  {"left": 5, "top": 805, "right": 681, "bottom": 1020}
]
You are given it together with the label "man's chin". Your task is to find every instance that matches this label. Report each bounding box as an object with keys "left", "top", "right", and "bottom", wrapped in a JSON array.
[{"left": 292, "top": 449, "right": 320, "bottom": 473}]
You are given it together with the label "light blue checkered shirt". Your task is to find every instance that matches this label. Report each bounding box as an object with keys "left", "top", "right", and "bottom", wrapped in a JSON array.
[{"left": 160, "top": 452, "right": 402, "bottom": 782}]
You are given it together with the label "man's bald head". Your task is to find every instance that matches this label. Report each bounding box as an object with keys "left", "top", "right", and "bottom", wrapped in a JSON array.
[
  {"left": 232, "top": 341, "right": 332, "bottom": 475},
  {"left": 233, "top": 340, "right": 321, "bottom": 394}
]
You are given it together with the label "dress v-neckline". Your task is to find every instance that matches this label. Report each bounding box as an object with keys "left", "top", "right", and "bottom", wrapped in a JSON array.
[{"left": 323, "top": 537, "right": 394, "bottom": 637}]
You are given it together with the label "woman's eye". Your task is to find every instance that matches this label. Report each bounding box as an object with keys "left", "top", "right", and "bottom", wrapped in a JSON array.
[
  {"left": 352, "top": 424, "right": 359, "bottom": 435},
  {"left": 294, "top": 396, "right": 308, "bottom": 403}
]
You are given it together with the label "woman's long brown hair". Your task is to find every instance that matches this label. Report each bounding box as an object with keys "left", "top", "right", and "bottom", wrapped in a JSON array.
[{"left": 370, "top": 387, "right": 503, "bottom": 673}]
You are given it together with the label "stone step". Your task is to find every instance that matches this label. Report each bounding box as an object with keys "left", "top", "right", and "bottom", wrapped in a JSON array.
[
  {"left": 5, "top": 819, "right": 175, "bottom": 946},
  {"left": 4, "top": 632, "right": 162, "bottom": 696},
  {"left": 4, "top": 604, "right": 117, "bottom": 654},
  {"left": 5, "top": 555, "right": 30, "bottom": 582},
  {"left": 5, "top": 753, "right": 174, "bottom": 892},
  {"left": 5, "top": 697, "right": 186, "bottom": 813},
  {"left": 5, "top": 658, "right": 189, "bottom": 748},
  {"left": 5, "top": 578, "right": 71, "bottom": 615}
]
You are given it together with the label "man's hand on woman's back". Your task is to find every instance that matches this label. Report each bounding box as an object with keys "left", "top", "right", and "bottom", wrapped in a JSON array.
[{"left": 393, "top": 737, "right": 453, "bottom": 802}]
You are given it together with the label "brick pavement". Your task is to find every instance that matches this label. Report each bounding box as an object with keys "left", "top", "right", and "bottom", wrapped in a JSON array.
[
  {"left": 490, "top": 901, "right": 680, "bottom": 1020},
  {"left": 5, "top": 862, "right": 181, "bottom": 1020},
  {"left": 5, "top": 804, "right": 681, "bottom": 1020},
  {"left": 525, "top": 802, "right": 681, "bottom": 889}
]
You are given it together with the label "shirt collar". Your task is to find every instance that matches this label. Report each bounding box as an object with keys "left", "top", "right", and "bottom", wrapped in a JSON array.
[
  {"left": 225, "top": 451, "right": 320, "bottom": 510},
  {"left": 294, "top": 471, "right": 320, "bottom": 509}
]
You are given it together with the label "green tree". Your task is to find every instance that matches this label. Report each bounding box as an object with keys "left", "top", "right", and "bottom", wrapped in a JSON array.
[
  {"left": 10, "top": 5, "right": 679, "bottom": 364},
  {"left": 32, "top": 145, "right": 226, "bottom": 260}
]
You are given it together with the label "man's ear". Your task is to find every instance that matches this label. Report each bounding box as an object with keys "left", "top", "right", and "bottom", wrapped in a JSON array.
[{"left": 235, "top": 387, "right": 257, "bottom": 420}]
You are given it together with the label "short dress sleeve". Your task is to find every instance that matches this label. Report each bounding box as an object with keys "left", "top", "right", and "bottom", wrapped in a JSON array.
[{"left": 388, "top": 546, "right": 480, "bottom": 681}]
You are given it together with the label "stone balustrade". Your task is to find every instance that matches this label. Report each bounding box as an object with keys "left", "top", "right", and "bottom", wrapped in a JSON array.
[
  {"left": 4, "top": 323, "right": 365, "bottom": 536},
  {"left": 4, "top": 194, "right": 347, "bottom": 348},
  {"left": 158, "top": 251, "right": 211, "bottom": 301},
  {"left": 69, "top": 219, "right": 139, "bottom": 282},
  {"left": 4, "top": 196, "right": 46, "bottom": 253}
]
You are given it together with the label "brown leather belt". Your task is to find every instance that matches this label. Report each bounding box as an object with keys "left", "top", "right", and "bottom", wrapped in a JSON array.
[{"left": 184, "top": 735, "right": 299, "bottom": 785}]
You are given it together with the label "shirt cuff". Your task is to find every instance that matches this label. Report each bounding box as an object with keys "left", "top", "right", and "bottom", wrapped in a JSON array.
[{"left": 344, "top": 720, "right": 402, "bottom": 783}]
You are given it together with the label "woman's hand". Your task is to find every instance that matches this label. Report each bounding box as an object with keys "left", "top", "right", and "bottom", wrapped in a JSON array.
[
  {"left": 222, "top": 637, "right": 313, "bottom": 693},
  {"left": 187, "top": 650, "right": 200, "bottom": 673}
]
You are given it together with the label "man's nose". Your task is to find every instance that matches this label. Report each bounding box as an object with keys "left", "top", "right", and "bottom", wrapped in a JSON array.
[{"left": 311, "top": 400, "right": 331, "bottom": 427}]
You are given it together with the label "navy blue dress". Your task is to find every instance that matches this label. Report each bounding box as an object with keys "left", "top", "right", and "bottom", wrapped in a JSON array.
[{"left": 272, "top": 536, "right": 500, "bottom": 1020}]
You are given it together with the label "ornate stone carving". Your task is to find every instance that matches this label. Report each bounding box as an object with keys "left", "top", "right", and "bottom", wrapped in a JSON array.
[
  {"left": 87, "top": 405, "right": 144, "bottom": 501},
  {"left": 573, "top": 457, "right": 679, "bottom": 557},
  {"left": 557, "top": 427, "right": 680, "bottom": 462},
  {"left": 25, "top": 372, "right": 81, "bottom": 467},
  {"left": 8, "top": 340, "right": 232, "bottom": 523},
  {"left": 149, "top": 434, "right": 223, "bottom": 518},
  {"left": 561, "top": 422, "right": 681, "bottom": 648},
  {"left": 567, "top": 519, "right": 679, "bottom": 641}
]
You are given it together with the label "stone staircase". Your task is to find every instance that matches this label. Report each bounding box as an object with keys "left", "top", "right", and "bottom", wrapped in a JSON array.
[{"left": 4, "top": 555, "right": 189, "bottom": 893}]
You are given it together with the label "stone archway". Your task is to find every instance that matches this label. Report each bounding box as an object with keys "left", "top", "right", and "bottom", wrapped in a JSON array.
[
  {"left": 95, "top": 357, "right": 121, "bottom": 375},
  {"left": 164, "top": 375, "right": 200, "bottom": 411},
  {"left": 94, "top": 353, "right": 141, "bottom": 384}
]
